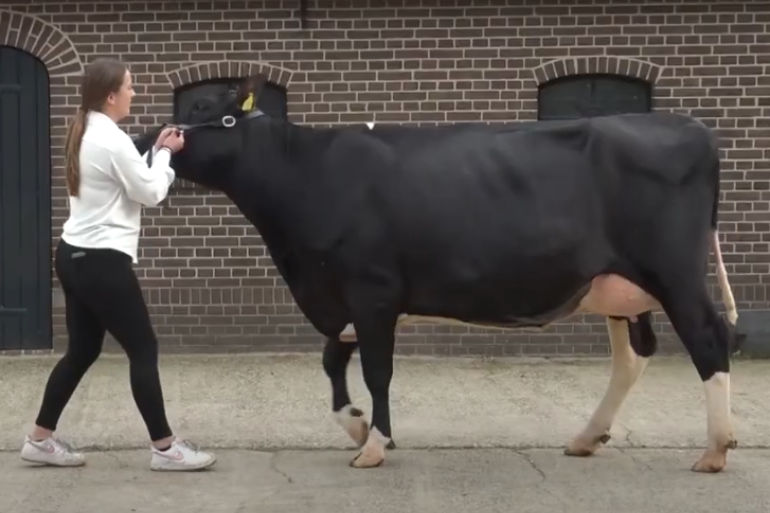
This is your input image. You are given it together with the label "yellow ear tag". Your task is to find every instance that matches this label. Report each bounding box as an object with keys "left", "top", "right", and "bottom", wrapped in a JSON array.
[{"left": 241, "top": 93, "right": 255, "bottom": 111}]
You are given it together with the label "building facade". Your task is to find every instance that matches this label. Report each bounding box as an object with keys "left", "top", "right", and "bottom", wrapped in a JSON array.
[{"left": 1, "top": 0, "right": 768, "bottom": 356}]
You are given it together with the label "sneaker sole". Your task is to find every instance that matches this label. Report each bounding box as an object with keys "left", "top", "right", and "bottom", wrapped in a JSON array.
[
  {"left": 150, "top": 456, "right": 217, "bottom": 472},
  {"left": 20, "top": 454, "right": 86, "bottom": 467}
]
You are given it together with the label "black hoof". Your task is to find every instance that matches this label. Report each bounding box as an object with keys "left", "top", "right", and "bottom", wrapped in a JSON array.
[{"left": 386, "top": 439, "right": 396, "bottom": 450}]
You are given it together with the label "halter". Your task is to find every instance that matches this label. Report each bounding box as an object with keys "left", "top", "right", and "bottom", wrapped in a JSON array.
[
  {"left": 176, "top": 108, "right": 266, "bottom": 133},
  {"left": 145, "top": 109, "right": 266, "bottom": 166}
]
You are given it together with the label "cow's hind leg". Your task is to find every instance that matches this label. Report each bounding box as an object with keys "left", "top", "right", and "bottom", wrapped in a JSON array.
[
  {"left": 322, "top": 337, "right": 369, "bottom": 447},
  {"left": 565, "top": 312, "right": 656, "bottom": 456},
  {"left": 660, "top": 284, "right": 736, "bottom": 473}
]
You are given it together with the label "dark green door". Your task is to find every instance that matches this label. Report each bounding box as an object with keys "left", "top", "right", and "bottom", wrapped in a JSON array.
[{"left": 0, "top": 46, "right": 52, "bottom": 350}]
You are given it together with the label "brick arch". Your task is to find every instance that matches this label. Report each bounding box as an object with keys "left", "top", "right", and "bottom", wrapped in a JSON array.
[
  {"left": 532, "top": 57, "right": 662, "bottom": 86},
  {"left": 0, "top": 10, "right": 82, "bottom": 76},
  {"left": 167, "top": 61, "right": 293, "bottom": 89}
]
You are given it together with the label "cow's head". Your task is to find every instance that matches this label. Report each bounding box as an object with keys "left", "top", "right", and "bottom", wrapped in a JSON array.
[
  {"left": 166, "top": 74, "right": 270, "bottom": 190},
  {"left": 183, "top": 73, "right": 268, "bottom": 126}
]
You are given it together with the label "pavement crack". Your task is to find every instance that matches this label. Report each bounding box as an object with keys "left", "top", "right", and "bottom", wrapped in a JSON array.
[
  {"left": 617, "top": 447, "right": 655, "bottom": 471},
  {"left": 104, "top": 450, "right": 129, "bottom": 470},
  {"left": 623, "top": 426, "right": 636, "bottom": 447},
  {"left": 517, "top": 450, "right": 546, "bottom": 481},
  {"left": 270, "top": 452, "right": 294, "bottom": 484},
  {"left": 516, "top": 453, "right": 566, "bottom": 506}
]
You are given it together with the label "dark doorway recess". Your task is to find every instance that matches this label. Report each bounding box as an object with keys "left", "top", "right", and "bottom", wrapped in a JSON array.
[
  {"left": 538, "top": 73, "right": 651, "bottom": 121},
  {"left": 0, "top": 45, "right": 52, "bottom": 351}
]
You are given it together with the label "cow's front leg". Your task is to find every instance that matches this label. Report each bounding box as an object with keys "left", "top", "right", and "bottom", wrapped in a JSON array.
[
  {"left": 565, "top": 314, "right": 654, "bottom": 456},
  {"left": 322, "top": 337, "right": 369, "bottom": 447},
  {"left": 347, "top": 310, "right": 398, "bottom": 469}
]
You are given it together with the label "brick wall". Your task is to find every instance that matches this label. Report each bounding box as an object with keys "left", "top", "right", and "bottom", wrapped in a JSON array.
[{"left": 1, "top": 0, "right": 769, "bottom": 357}]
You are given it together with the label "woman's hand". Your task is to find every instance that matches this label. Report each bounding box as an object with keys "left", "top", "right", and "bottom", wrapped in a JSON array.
[
  {"left": 163, "top": 130, "right": 185, "bottom": 153},
  {"left": 156, "top": 127, "right": 185, "bottom": 153},
  {"left": 155, "top": 126, "right": 177, "bottom": 149}
]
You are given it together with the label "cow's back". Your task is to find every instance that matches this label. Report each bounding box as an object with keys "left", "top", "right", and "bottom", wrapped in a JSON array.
[
  {"left": 343, "top": 112, "right": 719, "bottom": 321},
  {"left": 371, "top": 111, "right": 717, "bottom": 247},
  {"left": 352, "top": 116, "right": 610, "bottom": 319}
]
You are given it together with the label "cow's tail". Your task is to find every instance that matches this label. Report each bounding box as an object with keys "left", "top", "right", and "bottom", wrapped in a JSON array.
[
  {"left": 712, "top": 230, "right": 737, "bottom": 326},
  {"left": 709, "top": 151, "right": 738, "bottom": 327}
]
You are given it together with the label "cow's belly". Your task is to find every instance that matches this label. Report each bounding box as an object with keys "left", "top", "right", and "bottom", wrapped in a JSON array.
[
  {"left": 396, "top": 314, "right": 537, "bottom": 331},
  {"left": 338, "top": 274, "right": 660, "bottom": 341},
  {"left": 576, "top": 274, "right": 661, "bottom": 317}
]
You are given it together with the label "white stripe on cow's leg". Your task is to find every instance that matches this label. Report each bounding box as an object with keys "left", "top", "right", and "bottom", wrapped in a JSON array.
[
  {"left": 334, "top": 404, "right": 369, "bottom": 448},
  {"left": 322, "top": 337, "right": 368, "bottom": 446},
  {"left": 339, "top": 323, "right": 358, "bottom": 343},
  {"left": 692, "top": 371, "right": 736, "bottom": 472},
  {"left": 565, "top": 316, "right": 649, "bottom": 457}
]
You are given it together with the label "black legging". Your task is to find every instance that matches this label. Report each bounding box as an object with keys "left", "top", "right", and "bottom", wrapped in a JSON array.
[{"left": 35, "top": 239, "right": 173, "bottom": 442}]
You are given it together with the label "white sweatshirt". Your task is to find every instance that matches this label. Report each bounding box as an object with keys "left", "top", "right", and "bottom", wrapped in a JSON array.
[{"left": 60, "top": 110, "right": 175, "bottom": 264}]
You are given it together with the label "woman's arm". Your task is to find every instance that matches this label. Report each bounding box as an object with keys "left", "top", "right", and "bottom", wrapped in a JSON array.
[
  {"left": 110, "top": 130, "right": 176, "bottom": 207},
  {"left": 131, "top": 126, "right": 163, "bottom": 156}
]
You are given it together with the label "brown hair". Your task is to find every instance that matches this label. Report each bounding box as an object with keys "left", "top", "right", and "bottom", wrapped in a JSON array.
[{"left": 65, "top": 58, "right": 128, "bottom": 196}]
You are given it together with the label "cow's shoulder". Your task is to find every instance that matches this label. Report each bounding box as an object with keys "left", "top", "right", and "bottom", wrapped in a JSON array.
[{"left": 273, "top": 127, "right": 394, "bottom": 255}]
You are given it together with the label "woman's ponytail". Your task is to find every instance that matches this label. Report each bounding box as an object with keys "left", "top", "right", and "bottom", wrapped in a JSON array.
[
  {"left": 64, "top": 108, "right": 87, "bottom": 197},
  {"left": 65, "top": 58, "right": 128, "bottom": 196}
]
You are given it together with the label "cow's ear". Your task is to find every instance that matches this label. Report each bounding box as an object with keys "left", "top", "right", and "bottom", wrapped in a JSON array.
[{"left": 238, "top": 74, "right": 267, "bottom": 111}]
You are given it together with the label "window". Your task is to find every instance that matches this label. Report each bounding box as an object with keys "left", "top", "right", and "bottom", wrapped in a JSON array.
[{"left": 537, "top": 74, "right": 651, "bottom": 121}]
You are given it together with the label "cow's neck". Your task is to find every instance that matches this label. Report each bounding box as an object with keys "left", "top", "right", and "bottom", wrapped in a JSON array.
[
  {"left": 225, "top": 176, "right": 289, "bottom": 254},
  {"left": 216, "top": 119, "right": 320, "bottom": 265}
]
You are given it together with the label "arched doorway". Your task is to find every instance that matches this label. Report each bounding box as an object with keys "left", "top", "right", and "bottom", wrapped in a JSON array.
[{"left": 0, "top": 46, "right": 52, "bottom": 350}]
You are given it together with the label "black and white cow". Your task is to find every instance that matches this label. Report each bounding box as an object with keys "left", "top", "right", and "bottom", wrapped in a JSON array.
[{"left": 135, "top": 75, "right": 738, "bottom": 473}]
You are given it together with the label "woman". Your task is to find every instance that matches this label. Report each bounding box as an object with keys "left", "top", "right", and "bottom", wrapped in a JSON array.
[{"left": 20, "top": 58, "right": 216, "bottom": 471}]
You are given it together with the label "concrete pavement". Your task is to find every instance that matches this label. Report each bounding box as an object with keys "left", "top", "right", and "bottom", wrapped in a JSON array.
[
  {"left": 0, "top": 449, "right": 770, "bottom": 513},
  {"left": 4, "top": 448, "right": 770, "bottom": 513},
  {"left": 3, "top": 353, "right": 770, "bottom": 451},
  {"left": 2, "top": 353, "right": 770, "bottom": 512}
]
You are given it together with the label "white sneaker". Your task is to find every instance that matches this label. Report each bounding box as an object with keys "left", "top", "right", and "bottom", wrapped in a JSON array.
[
  {"left": 150, "top": 438, "right": 216, "bottom": 471},
  {"left": 20, "top": 435, "right": 86, "bottom": 467}
]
